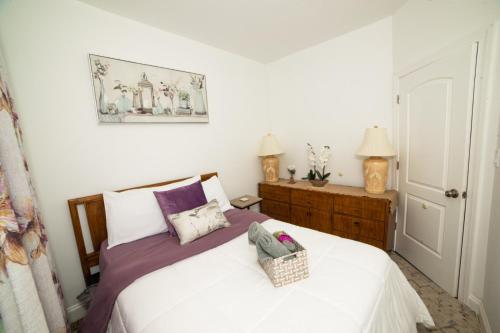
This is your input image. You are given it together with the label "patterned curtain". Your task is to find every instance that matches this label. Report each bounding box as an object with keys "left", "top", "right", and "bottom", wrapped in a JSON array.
[{"left": 0, "top": 53, "right": 68, "bottom": 332}]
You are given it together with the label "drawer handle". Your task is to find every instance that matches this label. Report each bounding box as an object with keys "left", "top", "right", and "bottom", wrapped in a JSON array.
[{"left": 353, "top": 221, "right": 360, "bottom": 226}]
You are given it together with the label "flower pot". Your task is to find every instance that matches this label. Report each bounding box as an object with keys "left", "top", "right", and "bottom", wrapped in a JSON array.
[
  {"left": 193, "top": 88, "right": 207, "bottom": 115},
  {"left": 180, "top": 99, "right": 189, "bottom": 109},
  {"left": 310, "top": 179, "right": 328, "bottom": 187},
  {"left": 98, "top": 79, "right": 108, "bottom": 114}
]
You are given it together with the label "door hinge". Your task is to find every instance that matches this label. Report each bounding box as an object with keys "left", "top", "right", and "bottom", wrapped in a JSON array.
[
  {"left": 396, "top": 161, "right": 400, "bottom": 170},
  {"left": 396, "top": 94, "right": 400, "bottom": 105},
  {"left": 462, "top": 191, "right": 467, "bottom": 199}
]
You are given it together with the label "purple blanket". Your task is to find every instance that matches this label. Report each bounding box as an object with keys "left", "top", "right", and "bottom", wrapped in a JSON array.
[{"left": 80, "top": 209, "right": 269, "bottom": 333}]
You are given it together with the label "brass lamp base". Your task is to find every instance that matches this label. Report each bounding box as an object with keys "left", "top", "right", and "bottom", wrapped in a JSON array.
[
  {"left": 262, "top": 155, "right": 279, "bottom": 182},
  {"left": 363, "top": 157, "right": 388, "bottom": 194}
]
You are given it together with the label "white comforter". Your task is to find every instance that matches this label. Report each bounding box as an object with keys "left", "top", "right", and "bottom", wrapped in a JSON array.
[{"left": 108, "top": 219, "right": 434, "bottom": 333}]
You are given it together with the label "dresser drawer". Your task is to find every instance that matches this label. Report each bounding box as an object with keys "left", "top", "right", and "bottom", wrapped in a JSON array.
[
  {"left": 291, "top": 189, "right": 331, "bottom": 210},
  {"left": 359, "top": 219, "right": 385, "bottom": 241},
  {"left": 290, "top": 205, "right": 311, "bottom": 228},
  {"left": 335, "top": 195, "right": 388, "bottom": 221},
  {"left": 333, "top": 214, "right": 384, "bottom": 242},
  {"left": 331, "top": 229, "right": 349, "bottom": 238},
  {"left": 334, "top": 195, "right": 362, "bottom": 217},
  {"left": 359, "top": 237, "right": 384, "bottom": 250},
  {"left": 259, "top": 183, "right": 290, "bottom": 203},
  {"left": 361, "top": 198, "right": 387, "bottom": 221},
  {"left": 260, "top": 199, "right": 290, "bottom": 219},
  {"left": 333, "top": 214, "right": 353, "bottom": 236}
]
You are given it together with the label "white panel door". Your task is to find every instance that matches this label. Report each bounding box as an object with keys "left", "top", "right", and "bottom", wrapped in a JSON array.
[{"left": 396, "top": 42, "right": 478, "bottom": 296}]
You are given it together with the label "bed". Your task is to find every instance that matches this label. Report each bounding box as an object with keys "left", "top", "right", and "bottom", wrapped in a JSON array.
[{"left": 68, "top": 173, "right": 433, "bottom": 333}]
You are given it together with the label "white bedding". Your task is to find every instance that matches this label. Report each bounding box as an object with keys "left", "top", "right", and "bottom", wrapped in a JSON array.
[{"left": 108, "top": 219, "right": 434, "bottom": 333}]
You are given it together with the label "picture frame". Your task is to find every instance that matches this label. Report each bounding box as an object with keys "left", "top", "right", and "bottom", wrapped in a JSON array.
[{"left": 89, "top": 54, "right": 209, "bottom": 123}]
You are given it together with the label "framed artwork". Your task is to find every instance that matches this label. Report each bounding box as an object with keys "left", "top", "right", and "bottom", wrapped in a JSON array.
[{"left": 89, "top": 54, "right": 209, "bottom": 123}]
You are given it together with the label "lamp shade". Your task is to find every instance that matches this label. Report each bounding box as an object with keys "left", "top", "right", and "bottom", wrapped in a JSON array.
[
  {"left": 356, "top": 126, "right": 396, "bottom": 157},
  {"left": 258, "top": 133, "right": 283, "bottom": 157}
]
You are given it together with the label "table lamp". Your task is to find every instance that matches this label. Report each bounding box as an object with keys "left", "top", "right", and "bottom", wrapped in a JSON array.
[
  {"left": 258, "top": 133, "right": 283, "bottom": 182},
  {"left": 356, "top": 126, "right": 396, "bottom": 194}
]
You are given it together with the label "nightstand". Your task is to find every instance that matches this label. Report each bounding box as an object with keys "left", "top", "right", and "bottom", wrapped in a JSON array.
[{"left": 230, "top": 195, "right": 262, "bottom": 210}]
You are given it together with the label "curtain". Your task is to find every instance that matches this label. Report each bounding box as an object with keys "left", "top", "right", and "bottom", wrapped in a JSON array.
[{"left": 0, "top": 53, "right": 68, "bottom": 332}]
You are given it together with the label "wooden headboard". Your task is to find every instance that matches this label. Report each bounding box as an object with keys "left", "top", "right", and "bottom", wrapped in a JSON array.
[{"left": 68, "top": 172, "right": 217, "bottom": 286}]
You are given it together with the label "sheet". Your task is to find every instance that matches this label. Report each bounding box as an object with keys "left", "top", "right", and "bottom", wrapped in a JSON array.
[{"left": 107, "top": 219, "right": 433, "bottom": 333}]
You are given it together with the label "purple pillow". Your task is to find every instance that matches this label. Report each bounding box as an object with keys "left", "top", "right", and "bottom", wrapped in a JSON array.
[{"left": 154, "top": 181, "right": 207, "bottom": 236}]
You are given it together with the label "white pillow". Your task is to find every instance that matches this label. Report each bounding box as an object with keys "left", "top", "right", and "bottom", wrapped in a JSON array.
[
  {"left": 202, "top": 176, "right": 233, "bottom": 212},
  {"left": 104, "top": 175, "right": 201, "bottom": 249},
  {"left": 168, "top": 199, "right": 230, "bottom": 245}
]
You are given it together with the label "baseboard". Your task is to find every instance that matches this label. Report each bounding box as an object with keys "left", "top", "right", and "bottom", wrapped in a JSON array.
[
  {"left": 67, "top": 302, "right": 87, "bottom": 323},
  {"left": 468, "top": 295, "right": 492, "bottom": 333},
  {"left": 478, "top": 301, "right": 492, "bottom": 333},
  {"left": 467, "top": 294, "right": 481, "bottom": 313}
]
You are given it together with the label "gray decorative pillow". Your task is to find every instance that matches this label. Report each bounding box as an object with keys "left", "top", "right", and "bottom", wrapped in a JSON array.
[{"left": 168, "top": 199, "right": 231, "bottom": 245}]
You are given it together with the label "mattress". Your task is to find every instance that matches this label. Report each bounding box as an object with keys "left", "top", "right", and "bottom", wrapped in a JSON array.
[{"left": 107, "top": 219, "right": 433, "bottom": 333}]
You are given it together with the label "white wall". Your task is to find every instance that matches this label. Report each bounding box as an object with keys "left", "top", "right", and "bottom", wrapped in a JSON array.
[
  {"left": 0, "top": 0, "right": 267, "bottom": 318},
  {"left": 484, "top": 165, "right": 500, "bottom": 333},
  {"left": 392, "top": 0, "right": 500, "bottom": 318},
  {"left": 482, "top": 22, "right": 500, "bottom": 333},
  {"left": 266, "top": 18, "right": 394, "bottom": 187},
  {"left": 393, "top": 0, "right": 500, "bottom": 72}
]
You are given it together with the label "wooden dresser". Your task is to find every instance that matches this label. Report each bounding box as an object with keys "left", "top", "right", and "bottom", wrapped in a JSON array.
[{"left": 258, "top": 180, "right": 398, "bottom": 251}]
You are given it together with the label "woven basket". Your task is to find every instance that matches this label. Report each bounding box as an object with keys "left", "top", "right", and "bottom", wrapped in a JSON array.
[{"left": 259, "top": 241, "right": 309, "bottom": 287}]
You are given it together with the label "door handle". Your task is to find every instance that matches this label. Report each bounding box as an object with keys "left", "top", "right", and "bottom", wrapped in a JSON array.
[{"left": 445, "top": 189, "right": 459, "bottom": 198}]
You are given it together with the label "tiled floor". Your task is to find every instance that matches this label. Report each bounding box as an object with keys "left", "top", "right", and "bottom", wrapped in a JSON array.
[{"left": 390, "top": 252, "right": 481, "bottom": 333}]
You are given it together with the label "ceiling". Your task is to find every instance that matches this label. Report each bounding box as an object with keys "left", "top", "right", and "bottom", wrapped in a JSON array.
[{"left": 79, "top": 0, "right": 406, "bottom": 63}]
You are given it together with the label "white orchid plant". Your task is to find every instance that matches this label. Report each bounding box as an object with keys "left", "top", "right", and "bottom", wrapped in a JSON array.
[
  {"left": 159, "top": 82, "right": 178, "bottom": 113},
  {"left": 92, "top": 59, "right": 109, "bottom": 81},
  {"left": 305, "top": 143, "right": 332, "bottom": 181}
]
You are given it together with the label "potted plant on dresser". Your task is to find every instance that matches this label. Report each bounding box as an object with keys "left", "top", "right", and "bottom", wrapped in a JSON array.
[{"left": 305, "top": 143, "right": 331, "bottom": 187}]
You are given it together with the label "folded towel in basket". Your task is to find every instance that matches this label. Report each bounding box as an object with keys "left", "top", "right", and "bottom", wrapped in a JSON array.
[
  {"left": 248, "top": 222, "right": 291, "bottom": 264},
  {"left": 273, "top": 231, "right": 297, "bottom": 252},
  {"left": 257, "top": 233, "right": 291, "bottom": 258},
  {"left": 248, "top": 221, "right": 266, "bottom": 244},
  {"left": 256, "top": 241, "right": 273, "bottom": 265}
]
